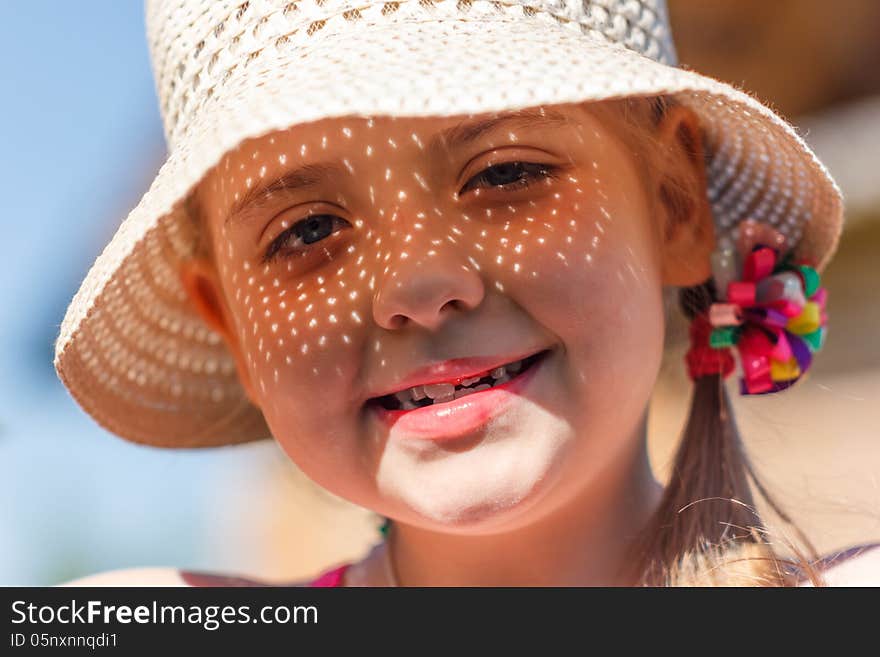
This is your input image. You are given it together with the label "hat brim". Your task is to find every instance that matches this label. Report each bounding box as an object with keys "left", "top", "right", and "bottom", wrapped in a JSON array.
[{"left": 54, "top": 15, "right": 844, "bottom": 447}]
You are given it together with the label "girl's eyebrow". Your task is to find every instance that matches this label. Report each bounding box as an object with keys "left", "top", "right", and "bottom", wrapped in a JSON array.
[
  {"left": 225, "top": 162, "right": 346, "bottom": 229},
  {"left": 434, "top": 107, "right": 572, "bottom": 156},
  {"left": 224, "top": 107, "right": 572, "bottom": 229}
]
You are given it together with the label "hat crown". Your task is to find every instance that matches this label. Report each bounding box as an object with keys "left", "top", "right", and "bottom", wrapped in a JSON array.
[{"left": 145, "top": 0, "right": 677, "bottom": 147}]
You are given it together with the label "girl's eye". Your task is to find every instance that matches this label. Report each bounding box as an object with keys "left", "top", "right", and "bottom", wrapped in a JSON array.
[
  {"left": 262, "top": 214, "right": 351, "bottom": 264},
  {"left": 262, "top": 162, "right": 560, "bottom": 263},
  {"left": 458, "top": 161, "right": 560, "bottom": 196}
]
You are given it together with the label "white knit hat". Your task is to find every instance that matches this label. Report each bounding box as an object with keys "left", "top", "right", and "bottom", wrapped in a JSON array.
[{"left": 54, "top": 0, "right": 844, "bottom": 447}]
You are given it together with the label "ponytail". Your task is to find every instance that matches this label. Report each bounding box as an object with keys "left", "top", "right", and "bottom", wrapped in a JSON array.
[{"left": 627, "top": 280, "right": 826, "bottom": 586}]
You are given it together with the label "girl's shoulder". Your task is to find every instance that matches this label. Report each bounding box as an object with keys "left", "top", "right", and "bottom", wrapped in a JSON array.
[
  {"left": 59, "top": 564, "right": 351, "bottom": 587},
  {"left": 795, "top": 542, "right": 880, "bottom": 587},
  {"left": 60, "top": 567, "right": 193, "bottom": 587}
]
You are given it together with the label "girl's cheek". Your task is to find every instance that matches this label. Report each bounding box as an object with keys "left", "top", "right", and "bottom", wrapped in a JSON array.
[
  {"left": 216, "top": 234, "right": 378, "bottom": 403},
  {"left": 475, "top": 176, "right": 620, "bottom": 312},
  {"left": 487, "top": 170, "right": 660, "bottom": 365}
]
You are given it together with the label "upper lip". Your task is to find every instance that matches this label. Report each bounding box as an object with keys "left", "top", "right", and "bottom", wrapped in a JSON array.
[{"left": 365, "top": 347, "right": 551, "bottom": 402}]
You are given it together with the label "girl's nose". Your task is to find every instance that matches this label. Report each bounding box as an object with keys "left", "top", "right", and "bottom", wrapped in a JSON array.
[{"left": 371, "top": 235, "right": 485, "bottom": 332}]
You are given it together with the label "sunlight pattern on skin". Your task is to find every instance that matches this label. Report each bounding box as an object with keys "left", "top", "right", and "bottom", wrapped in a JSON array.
[
  {"left": 189, "top": 101, "right": 680, "bottom": 529},
  {"left": 205, "top": 107, "right": 614, "bottom": 390}
]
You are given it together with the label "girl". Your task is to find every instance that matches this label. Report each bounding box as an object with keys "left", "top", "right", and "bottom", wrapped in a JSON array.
[{"left": 56, "top": 0, "right": 878, "bottom": 586}]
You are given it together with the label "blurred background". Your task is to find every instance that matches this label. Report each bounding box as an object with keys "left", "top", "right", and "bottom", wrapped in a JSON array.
[{"left": 2, "top": 1, "right": 878, "bottom": 585}]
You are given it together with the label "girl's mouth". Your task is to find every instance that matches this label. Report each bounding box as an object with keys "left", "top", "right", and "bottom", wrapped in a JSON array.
[
  {"left": 372, "top": 349, "right": 549, "bottom": 411},
  {"left": 366, "top": 349, "right": 553, "bottom": 441}
]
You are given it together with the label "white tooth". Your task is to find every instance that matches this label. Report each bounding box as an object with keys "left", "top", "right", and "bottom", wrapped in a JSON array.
[
  {"left": 394, "top": 390, "right": 411, "bottom": 404},
  {"left": 454, "top": 388, "right": 472, "bottom": 399},
  {"left": 410, "top": 385, "right": 427, "bottom": 400},
  {"left": 423, "top": 382, "right": 455, "bottom": 398},
  {"left": 506, "top": 359, "right": 523, "bottom": 373},
  {"left": 434, "top": 392, "right": 455, "bottom": 403},
  {"left": 472, "top": 384, "right": 492, "bottom": 392},
  {"left": 461, "top": 376, "right": 481, "bottom": 386},
  {"left": 495, "top": 374, "right": 511, "bottom": 385},
  {"left": 401, "top": 399, "right": 418, "bottom": 411},
  {"left": 490, "top": 367, "right": 506, "bottom": 379}
]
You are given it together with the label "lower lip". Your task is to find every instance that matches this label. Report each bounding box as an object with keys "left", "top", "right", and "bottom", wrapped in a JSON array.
[{"left": 368, "top": 350, "right": 550, "bottom": 441}]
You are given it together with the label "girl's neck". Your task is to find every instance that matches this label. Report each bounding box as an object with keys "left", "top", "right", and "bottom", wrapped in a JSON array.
[{"left": 386, "top": 416, "right": 663, "bottom": 586}]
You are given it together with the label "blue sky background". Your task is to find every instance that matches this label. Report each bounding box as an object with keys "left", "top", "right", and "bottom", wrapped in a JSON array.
[{"left": 0, "top": 1, "right": 274, "bottom": 585}]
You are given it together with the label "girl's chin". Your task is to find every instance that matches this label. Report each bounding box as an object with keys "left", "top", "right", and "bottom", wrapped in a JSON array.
[
  {"left": 378, "top": 410, "right": 577, "bottom": 532},
  {"left": 386, "top": 458, "right": 570, "bottom": 534},
  {"left": 399, "top": 489, "right": 552, "bottom": 535}
]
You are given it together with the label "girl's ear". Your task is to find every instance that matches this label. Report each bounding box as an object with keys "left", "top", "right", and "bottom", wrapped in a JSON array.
[
  {"left": 652, "top": 104, "right": 716, "bottom": 288},
  {"left": 178, "top": 257, "right": 260, "bottom": 407}
]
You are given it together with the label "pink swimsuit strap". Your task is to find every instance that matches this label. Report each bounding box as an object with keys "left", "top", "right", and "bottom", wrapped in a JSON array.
[{"left": 307, "top": 564, "right": 350, "bottom": 587}]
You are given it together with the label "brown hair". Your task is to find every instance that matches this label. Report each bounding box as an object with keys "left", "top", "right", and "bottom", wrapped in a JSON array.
[
  {"left": 184, "top": 190, "right": 213, "bottom": 260},
  {"left": 590, "top": 95, "right": 827, "bottom": 586}
]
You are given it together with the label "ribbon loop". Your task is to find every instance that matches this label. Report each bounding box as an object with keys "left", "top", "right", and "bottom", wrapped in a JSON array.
[
  {"left": 708, "top": 303, "right": 743, "bottom": 327},
  {"left": 727, "top": 281, "right": 756, "bottom": 307},
  {"left": 743, "top": 246, "right": 777, "bottom": 282}
]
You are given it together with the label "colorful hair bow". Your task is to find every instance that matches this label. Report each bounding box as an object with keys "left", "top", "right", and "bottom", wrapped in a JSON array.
[{"left": 685, "top": 219, "right": 828, "bottom": 395}]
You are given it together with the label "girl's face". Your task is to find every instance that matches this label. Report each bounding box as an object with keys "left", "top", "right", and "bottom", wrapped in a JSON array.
[{"left": 187, "top": 102, "right": 713, "bottom": 533}]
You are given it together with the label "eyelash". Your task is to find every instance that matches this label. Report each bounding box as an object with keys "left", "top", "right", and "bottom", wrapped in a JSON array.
[{"left": 261, "top": 161, "right": 561, "bottom": 264}]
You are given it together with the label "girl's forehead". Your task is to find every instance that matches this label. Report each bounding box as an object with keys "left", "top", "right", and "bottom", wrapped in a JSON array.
[
  {"left": 198, "top": 103, "right": 604, "bottom": 219},
  {"left": 212, "top": 104, "right": 595, "bottom": 174}
]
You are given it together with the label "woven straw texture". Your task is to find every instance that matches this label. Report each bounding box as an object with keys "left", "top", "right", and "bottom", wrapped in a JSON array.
[{"left": 54, "top": 0, "right": 844, "bottom": 447}]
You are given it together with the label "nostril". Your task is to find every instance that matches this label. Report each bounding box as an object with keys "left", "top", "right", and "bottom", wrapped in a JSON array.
[
  {"left": 385, "top": 300, "right": 463, "bottom": 330},
  {"left": 388, "top": 315, "right": 407, "bottom": 329},
  {"left": 439, "top": 299, "right": 464, "bottom": 314}
]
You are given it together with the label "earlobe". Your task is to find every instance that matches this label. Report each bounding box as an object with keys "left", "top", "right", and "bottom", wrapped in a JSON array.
[
  {"left": 653, "top": 105, "right": 716, "bottom": 288},
  {"left": 178, "top": 257, "right": 260, "bottom": 406}
]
